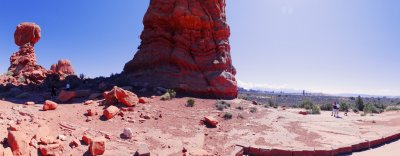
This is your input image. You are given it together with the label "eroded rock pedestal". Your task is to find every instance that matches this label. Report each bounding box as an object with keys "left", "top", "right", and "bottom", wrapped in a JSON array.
[
  {"left": 5, "top": 22, "right": 48, "bottom": 84},
  {"left": 124, "top": 0, "right": 237, "bottom": 99}
]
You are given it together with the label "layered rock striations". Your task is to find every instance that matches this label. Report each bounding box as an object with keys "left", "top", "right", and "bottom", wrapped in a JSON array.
[
  {"left": 4, "top": 22, "right": 48, "bottom": 84},
  {"left": 123, "top": 0, "right": 237, "bottom": 99}
]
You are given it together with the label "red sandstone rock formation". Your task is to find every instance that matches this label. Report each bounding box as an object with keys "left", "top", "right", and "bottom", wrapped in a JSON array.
[
  {"left": 1, "top": 22, "right": 48, "bottom": 85},
  {"left": 123, "top": 0, "right": 237, "bottom": 99},
  {"left": 50, "top": 59, "right": 75, "bottom": 76}
]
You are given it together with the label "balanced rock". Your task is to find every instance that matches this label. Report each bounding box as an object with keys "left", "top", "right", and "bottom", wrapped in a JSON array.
[
  {"left": 14, "top": 22, "right": 41, "bottom": 46},
  {"left": 1, "top": 22, "right": 48, "bottom": 85},
  {"left": 123, "top": 0, "right": 237, "bottom": 99}
]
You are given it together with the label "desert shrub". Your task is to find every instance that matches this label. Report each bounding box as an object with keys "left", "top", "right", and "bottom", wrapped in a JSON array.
[
  {"left": 6, "top": 71, "right": 13, "bottom": 76},
  {"left": 238, "top": 94, "right": 248, "bottom": 100},
  {"left": 18, "top": 77, "right": 26, "bottom": 83},
  {"left": 223, "top": 112, "right": 233, "bottom": 120},
  {"left": 15, "top": 92, "right": 29, "bottom": 99},
  {"left": 79, "top": 73, "right": 85, "bottom": 79},
  {"left": 339, "top": 102, "right": 349, "bottom": 111},
  {"left": 363, "top": 103, "right": 380, "bottom": 114},
  {"left": 263, "top": 104, "right": 269, "bottom": 108},
  {"left": 320, "top": 103, "right": 333, "bottom": 111},
  {"left": 374, "top": 103, "right": 386, "bottom": 112},
  {"left": 249, "top": 107, "right": 257, "bottom": 113},
  {"left": 355, "top": 96, "right": 364, "bottom": 111},
  {"left": 268, "top": 99, "right": 277, "bottom": 107},
  {"left": 386, "top": 106, "right": 400, "bottom": 111},
  {"left": 186, "top": 98, "right": 195, "bottom": 107},
  {"left": 310, "top": 105, "right": 321, "bottom": 114},
  {"left": 300, "top": 100, "right": 314, "bottom": 110},
  {"left": 236, "top": 106, "right": 243, "bottom": 110},
  {"left": 216, "top": 100, "right": 230, "bottom": 111},
  {"left": 160, "top": 89, "right": 177, "bottom": 101},
  {"left": 160, "top": 92, "right": 171, "bottom": 101}
]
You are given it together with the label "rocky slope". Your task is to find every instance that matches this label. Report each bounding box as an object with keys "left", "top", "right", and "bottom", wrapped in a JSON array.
[{"left": 124, "top": 0, "right": 237, "bottom": 99}]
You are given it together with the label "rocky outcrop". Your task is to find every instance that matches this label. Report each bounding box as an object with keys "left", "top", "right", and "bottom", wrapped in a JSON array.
[
  {"left": 123, "top": 0, "right": 237, "bottom": 99},
  {"left": 50, "top": 59, "right": 75, "bottom": 76},
  {"left": 0, "top": 22, "right": 48, "bottom": 85}
]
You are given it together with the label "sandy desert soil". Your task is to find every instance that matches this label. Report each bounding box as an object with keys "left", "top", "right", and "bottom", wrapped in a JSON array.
[{"left": 0, "top": 97, "right": 400, "bottom": 155}]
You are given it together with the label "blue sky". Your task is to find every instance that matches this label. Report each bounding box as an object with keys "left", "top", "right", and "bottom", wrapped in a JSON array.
[{"left": 1, "top": 0, "right": 400, "bottom": 96}]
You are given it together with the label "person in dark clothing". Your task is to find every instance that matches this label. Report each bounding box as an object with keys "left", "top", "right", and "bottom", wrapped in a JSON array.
[{"left": 51, "top": 85, "right": 57, "bottom": 98}]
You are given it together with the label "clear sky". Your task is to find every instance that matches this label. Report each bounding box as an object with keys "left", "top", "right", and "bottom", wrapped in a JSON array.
[{"left": 1, "top": 0, "right": 399, "bottom": 96}]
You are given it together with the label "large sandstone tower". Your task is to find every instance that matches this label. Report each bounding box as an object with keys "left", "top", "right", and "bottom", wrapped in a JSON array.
[{"left": 124, "top": 0, "right": 237, "bottom": 99}]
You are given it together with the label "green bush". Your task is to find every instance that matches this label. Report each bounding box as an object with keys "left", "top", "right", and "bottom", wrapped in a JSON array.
[
  {"left": 356, "top": 96, "right": 364, "bottom": 111},
  {"left": 310, "top": 105, "right": 321, "bottom": 114},
  {"left": 160, "top": 89, "right": 177, "bottom": 101},
  {"left": 300, "top": 100, "right": 314, "bottom": 110},
  {"left": 250, "top": 107, "right": 257, "bottom": 113},
  {"left": 320, "top": 103, "right": 333, "bottom": 111},
  {"left": 186, "top": 98, "right": 195, "bottom": 107},
  {"left": 340, "top": 102, "right": 349, "bottom": 111},
  {"left": 216, "top": 100, "right": 230, "bottom": 111},
  {"left": 223, "top": 112, "right": 233, "bottom": 120},
  {"left": 6, "top": 71, "right": 13, "bottom": 76},
  {"left": 18, "top": 76, "right": 26, "bottom": 83},
  {"left": 268, "top": 99, "right": 276, "bottom": 107},
  {"left": 363, "top": 103, "right": 381, "bottom": 114},
  {"left": 386, "top": 106, "right": 400, "bottom": 111}
]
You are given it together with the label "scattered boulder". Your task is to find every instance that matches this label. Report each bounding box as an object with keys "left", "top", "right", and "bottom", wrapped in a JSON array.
[
  {"left": 139, "top": 97, "right": 150, "bottom": 104},
  {"left": 43, "top": 100, "right": 58, "bottom": 111},
  {"left": 57, "top": 90, "right": 91, "bottom": 103},
  {"left": 8, "top": 131, "right": 29, "bottom": 156},
  {"left": 103, "top": 106, "right": 120, "bottom": 120},
  {"left": 57, "top": 135, "right": 67, "bottom": 141},
  {"left": 87, "top": 109, "right": 98, "bottom": 116},
  {"left": 123, "top": 128, "right": 133, "bottom": 139},
  {"left": 103, "top": 86, "right": 139, "bottom": 107},
  {"left": 82, "top": 135, "right": 93, "bottom": 145},
  {"left": 39, "top": 136, "right": 58, "bottom": 145},
  {"left": 204, "top": 116, "right": 218, "bottom": 127},
  {"left": 39, "top": 144, "right": 63, "bottom": 156},
  {"left": 69, "top": 139, "right": 80, "bottom": 148},
  {"left": 135, "top": 144, "right": 150, "bottom": 156},
  {"left": 89, "top": 137, "right": 106, "bottom": 156}
]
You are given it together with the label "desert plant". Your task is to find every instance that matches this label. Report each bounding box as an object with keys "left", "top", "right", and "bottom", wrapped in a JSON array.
[
  {"left": 236, "top": 106, "right": 243, "bottom": 110},
  {"left": 186, "top": 98, "right": 195, "bottom": 107},
  {"left": 268, "top": 99, "right": 276, "bottom": 107},
  {"left": 300, "top": 100, "right": 314, "bottom": 110},
  {"left": 320, "top": 103, "right": 333, "bottom": 111},
  {"left": 17, "top": 76, "right": 26, "bottom": 83},
  {"left": 355, "top": 96, "right": 364, "bottom": 111},
  {"left": 310, "top": 105, "right": 321, "bottom": 114},
  {"left": 6, "top": 71, "right": 13, "bottom": 76},
  {"left": 363, "top": 103, "right": 380, "bottom": 114},
  {"left": 216, "top": 100, "right": 230, "bottom": 111},
  {"left": 339, "top": 102, "right": 349, "bottom": 111},
  {"left": 167, "top": 89, "right": 176, "bottom": 98},
  {"left": 160, "top": 92, "right": 171, "bottom": 101},
  {"left": 249, "top": 107, "right": 257, "bottom": 113},
  {"left": 386, "top": 106, "right": 400, "bottom": 111},
  {"left": 79, "top": 73, "right": 85, "bottom": 79},
  {"left": 223, "top": 112, "right": 233, "bottom": 120}
]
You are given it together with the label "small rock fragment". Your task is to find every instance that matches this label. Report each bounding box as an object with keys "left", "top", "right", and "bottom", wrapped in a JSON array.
[
  {"left": 89, "top": 137, "right": 106, "bottom": 156},
  {"left": 123, "top": 128, "right": 133, "bottom": 139},
  {"left": 43, "top": 100, "right": 58, "bottom": 111},
  {"left": 103, "top": 105, "right": 119, "bottom": 120},
  {"left": 135, "top": 144, "right": 150, "bottom": 156}
]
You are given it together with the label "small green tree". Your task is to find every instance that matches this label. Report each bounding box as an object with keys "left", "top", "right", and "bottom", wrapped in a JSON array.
[
  {"left": 300, "top": 100, "right": 314, "bottom": 110},
  {"left": 340, "top": 102, "right": 349, "bottom": 111},
  {"left": 355, "top": 96, "right": 364, "bottom": 111}
]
